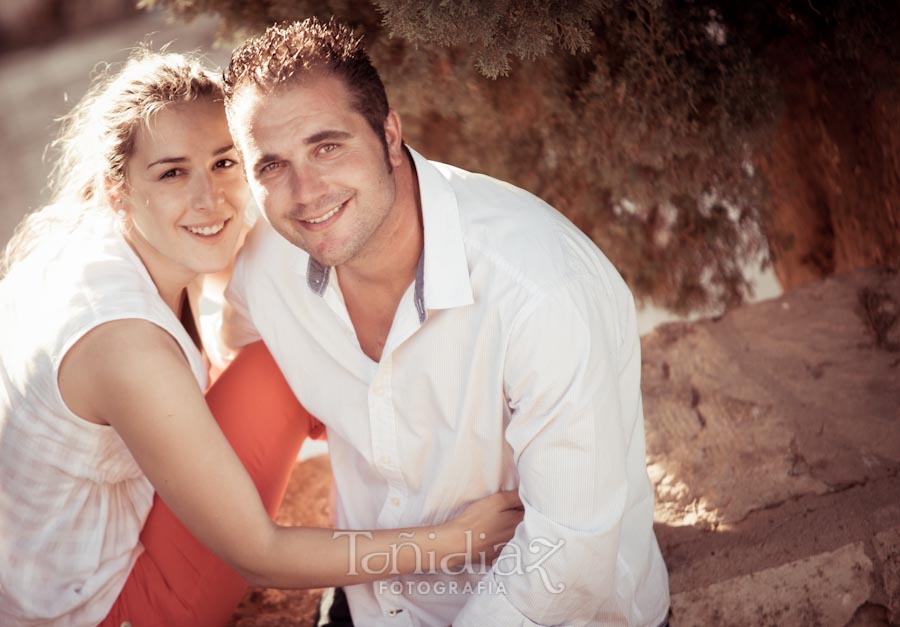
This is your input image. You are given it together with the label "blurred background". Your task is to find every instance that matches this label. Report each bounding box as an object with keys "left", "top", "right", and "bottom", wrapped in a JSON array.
[
  {"left": 0, "top": 0, "right": 792, "bottom": 335},
  {"left": 0, "top": 2, "right": 227, "bottom": 253}
]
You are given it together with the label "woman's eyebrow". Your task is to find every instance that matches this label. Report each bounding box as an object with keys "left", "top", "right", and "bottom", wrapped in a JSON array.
[
  {"left": 147, "top": 156, "right": 187, "bottom": 169},
  {"left": 147, "top": 144, "right": 235, "bottom": 169}
]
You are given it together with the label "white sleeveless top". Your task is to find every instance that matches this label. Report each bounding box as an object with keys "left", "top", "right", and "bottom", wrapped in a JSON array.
[{"left": 0, "top": 214, "right": 208, "bottom": 626}]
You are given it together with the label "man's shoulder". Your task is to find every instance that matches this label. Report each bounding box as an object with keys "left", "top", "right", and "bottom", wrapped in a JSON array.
[
  {"left": 431, "top": 159, "right": 623, "bottom": 295},
  {"left": 432, "top": 160, "right": 549, "bottom": 217},
  {"left": 427, "top": 158, "right": 636, "bottom": 350}
]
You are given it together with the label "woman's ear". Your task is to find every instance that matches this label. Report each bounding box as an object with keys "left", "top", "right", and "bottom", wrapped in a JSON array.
[{"left": 104, "top": 180, "right": 127, "bottom": 217}]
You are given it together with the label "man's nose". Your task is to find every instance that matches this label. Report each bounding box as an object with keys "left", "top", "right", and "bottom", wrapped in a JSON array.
[{"left": 289, "top": 163, "right": 328, "bottom": 208}]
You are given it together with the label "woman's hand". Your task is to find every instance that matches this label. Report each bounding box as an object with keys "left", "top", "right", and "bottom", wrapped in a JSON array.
[{"left": 436, "top": 490, "right": 524, "bottom": 569}]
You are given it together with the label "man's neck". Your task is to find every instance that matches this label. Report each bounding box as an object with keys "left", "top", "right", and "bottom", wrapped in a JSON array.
[
  {"left": 337, "top": 150, "right": 423, "bottom": 296},
  {"left": 335, "top": 149, "right": 423, "bottom": 362}
]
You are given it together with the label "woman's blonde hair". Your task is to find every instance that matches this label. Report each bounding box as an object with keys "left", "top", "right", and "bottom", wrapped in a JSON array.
[{"left": 0, "top": 48, "right": 223, "bottom": 276}]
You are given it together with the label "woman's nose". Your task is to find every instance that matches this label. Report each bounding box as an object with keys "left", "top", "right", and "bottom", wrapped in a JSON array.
[{"left": 192, "top": 174, "right": 217, "bottom": 212}]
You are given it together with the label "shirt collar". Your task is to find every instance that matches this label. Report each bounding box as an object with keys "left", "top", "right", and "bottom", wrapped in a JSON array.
[
  {"left": 307, "top": 255, "right": 330, "bottom": 295},
  {"left": 409, "top": 146, "right": 474, "bottom": 315},
  {"left": 304, "top": 146, "right": 474, "bottom": 321}
]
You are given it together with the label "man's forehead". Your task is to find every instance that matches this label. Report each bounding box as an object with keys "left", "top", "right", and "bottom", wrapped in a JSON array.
[
  {"left": 225, "top": 83, "right": 288, "bottom": 152},
  {"left": 229, "top": 76, "right": 358, "bottom": 139},
  {"left": 228, "top": 71, "right": 347, "bottom": 112},
  {"left": 225, "top": 82, "right": 269, "bottom": 124}
]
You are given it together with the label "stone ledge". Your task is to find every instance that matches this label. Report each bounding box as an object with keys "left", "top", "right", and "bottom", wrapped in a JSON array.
[{"left": 670, "top": 542, "right": 874, "bottom": 627}]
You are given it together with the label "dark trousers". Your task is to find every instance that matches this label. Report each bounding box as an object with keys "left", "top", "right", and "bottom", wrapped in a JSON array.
[{"left": 316, "top": 587, "right": 355, "bottom": 627}]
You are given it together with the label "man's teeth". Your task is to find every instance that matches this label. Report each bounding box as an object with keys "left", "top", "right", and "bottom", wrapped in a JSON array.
[
  {"left": 304, "top": 203, "right": 343, "bottom": 224},
  {"left": 186, "top": 222, "right": 225, "bottom": 236}
]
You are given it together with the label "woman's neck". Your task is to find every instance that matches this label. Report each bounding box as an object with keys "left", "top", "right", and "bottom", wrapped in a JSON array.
[{"left": 122, "top": 230, "right": 196, "bottom": 316}]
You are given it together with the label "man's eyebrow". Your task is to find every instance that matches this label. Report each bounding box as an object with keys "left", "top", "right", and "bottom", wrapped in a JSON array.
[
  {"left": 304, "top": 130, "right": 352, "bottom": 144},
  {"left": 147, "top": 145, "right": 235, "bottom": 169}
]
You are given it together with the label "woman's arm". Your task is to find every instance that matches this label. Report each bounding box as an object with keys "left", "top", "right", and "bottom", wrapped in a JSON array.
[{"left": 58, "top": 319, "right": 521, "bottom": 588}]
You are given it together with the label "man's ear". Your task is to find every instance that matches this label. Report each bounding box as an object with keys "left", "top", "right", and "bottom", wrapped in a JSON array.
[{"left": 384, "top": 109, "right": 405, "bottom": 169}]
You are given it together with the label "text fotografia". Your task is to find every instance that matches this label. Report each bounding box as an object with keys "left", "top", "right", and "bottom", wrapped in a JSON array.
[
  {"left": 333, "top": 530, "right": 566, "bottom": 593},
  {"left": 377, "top": 579, "right": 508, "bottom": 596}
]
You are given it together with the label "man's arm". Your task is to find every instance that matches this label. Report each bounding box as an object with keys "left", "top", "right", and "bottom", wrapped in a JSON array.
[{"left": 454, "top": 273, "right": 648, "bottom": 626}]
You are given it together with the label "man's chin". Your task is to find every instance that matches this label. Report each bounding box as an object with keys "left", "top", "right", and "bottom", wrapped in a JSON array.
[
  {"left": 306, "top": 243, "right": 355, "bottom": 268},
  {"left": 313, "top": 251, "right": 353, "bottom": 268},
  {"left": 271, "top": 223, "right": 359, "bottom": 267}
]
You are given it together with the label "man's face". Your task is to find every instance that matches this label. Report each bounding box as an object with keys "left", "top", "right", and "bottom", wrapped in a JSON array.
[{"left": 228, "top": 73, "right": 404, "bottom": 267}]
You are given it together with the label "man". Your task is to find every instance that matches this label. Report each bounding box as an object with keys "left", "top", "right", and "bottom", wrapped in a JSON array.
[{"left": 221, "top": 17, "right": 669, "bottom": 627}]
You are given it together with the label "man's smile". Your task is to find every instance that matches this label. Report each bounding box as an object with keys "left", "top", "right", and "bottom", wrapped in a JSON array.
[{"left": 297, "top": 198, "right": 349, "bottom": 231}]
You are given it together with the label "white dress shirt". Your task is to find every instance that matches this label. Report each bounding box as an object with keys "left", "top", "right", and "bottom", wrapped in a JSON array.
[{"left": 223, "top": 147, "right": 669, "bottom": 626}]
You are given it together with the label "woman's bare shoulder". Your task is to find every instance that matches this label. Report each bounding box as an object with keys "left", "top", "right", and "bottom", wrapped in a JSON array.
[{"left": 58, "top": 318, "right": 188, "bottom": 425}]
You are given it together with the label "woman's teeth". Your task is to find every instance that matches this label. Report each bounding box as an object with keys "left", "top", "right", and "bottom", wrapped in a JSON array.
[
  {"left": 304, "top": 203, "right": 343, "bottom": 224},
  {"left": 186, "top": 222, "right": 225, "bottom": 236}
]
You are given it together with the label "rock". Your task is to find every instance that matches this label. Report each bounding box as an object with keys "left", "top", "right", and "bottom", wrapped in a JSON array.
[
  {"left": 647, "top": 266, "right": 900, "bottom": 624},
  {"left": 670, "top": 543, "right": 873, "bottom": 627},
  {"left": 644, "top": 268, "right": 900, "bottom": 529},
  {"left": 873, "top": 525, "right": 900, "bottom": 624}
]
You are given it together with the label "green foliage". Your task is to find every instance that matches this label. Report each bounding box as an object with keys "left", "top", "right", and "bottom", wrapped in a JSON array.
[
  {"left": 375, "top": 0, "right": 607, "bottom": 78},
  {"left": 142, "top": 0, "right": 900, "bottom": 314}
]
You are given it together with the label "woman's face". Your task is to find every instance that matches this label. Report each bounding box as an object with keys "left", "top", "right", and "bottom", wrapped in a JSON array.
[{"left": 121, "top": 98, "right": 248, "bottom": 284}]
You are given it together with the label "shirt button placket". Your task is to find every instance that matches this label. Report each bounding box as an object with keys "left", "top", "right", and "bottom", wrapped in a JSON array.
[
  {"left": 371, "top": 356, "right": 409, "bottom": 529},
  {"left": 370, "top": 364, "right": 406, "bottom": 610}
]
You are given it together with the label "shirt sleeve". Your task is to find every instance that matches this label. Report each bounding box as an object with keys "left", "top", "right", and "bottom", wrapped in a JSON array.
[{"left": 454, "top": 273, "right": 640, "bottom": 626}]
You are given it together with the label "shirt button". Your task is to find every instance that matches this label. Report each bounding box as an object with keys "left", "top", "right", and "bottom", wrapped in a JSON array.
[
  {"left": 387, "top": 608, "right": 403, "bottom": 617},
  {"left": 391, "top": 497, "right": 401, "bottom": 506},
  {"left": 380, "top": 457, "right": 391, "bottom": 466}
]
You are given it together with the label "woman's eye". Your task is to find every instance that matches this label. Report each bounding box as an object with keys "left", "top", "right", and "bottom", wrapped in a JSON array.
[
  {"left": 159, "top": 169, "right": 181, "bottom": 180},
  {"left": 215, "top": 158, "right": 237, "bottom": 170}
]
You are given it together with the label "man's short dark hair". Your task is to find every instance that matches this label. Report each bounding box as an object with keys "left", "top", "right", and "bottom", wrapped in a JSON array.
[{"left": 224, "top": 17, "right": 390, "bottom": 150}]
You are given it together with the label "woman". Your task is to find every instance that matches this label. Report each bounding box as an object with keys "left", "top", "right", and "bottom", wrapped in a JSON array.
[{"left": 0, "top": 50, "right": 521, "bottom": 626}]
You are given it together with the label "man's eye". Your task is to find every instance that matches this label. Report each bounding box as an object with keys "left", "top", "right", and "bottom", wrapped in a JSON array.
[
  {"left": 319, "top": 143, "right": 339, "bottom": 155},
  {"left": 260, "top": 162, "right": 280, "bottom": 174}
]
